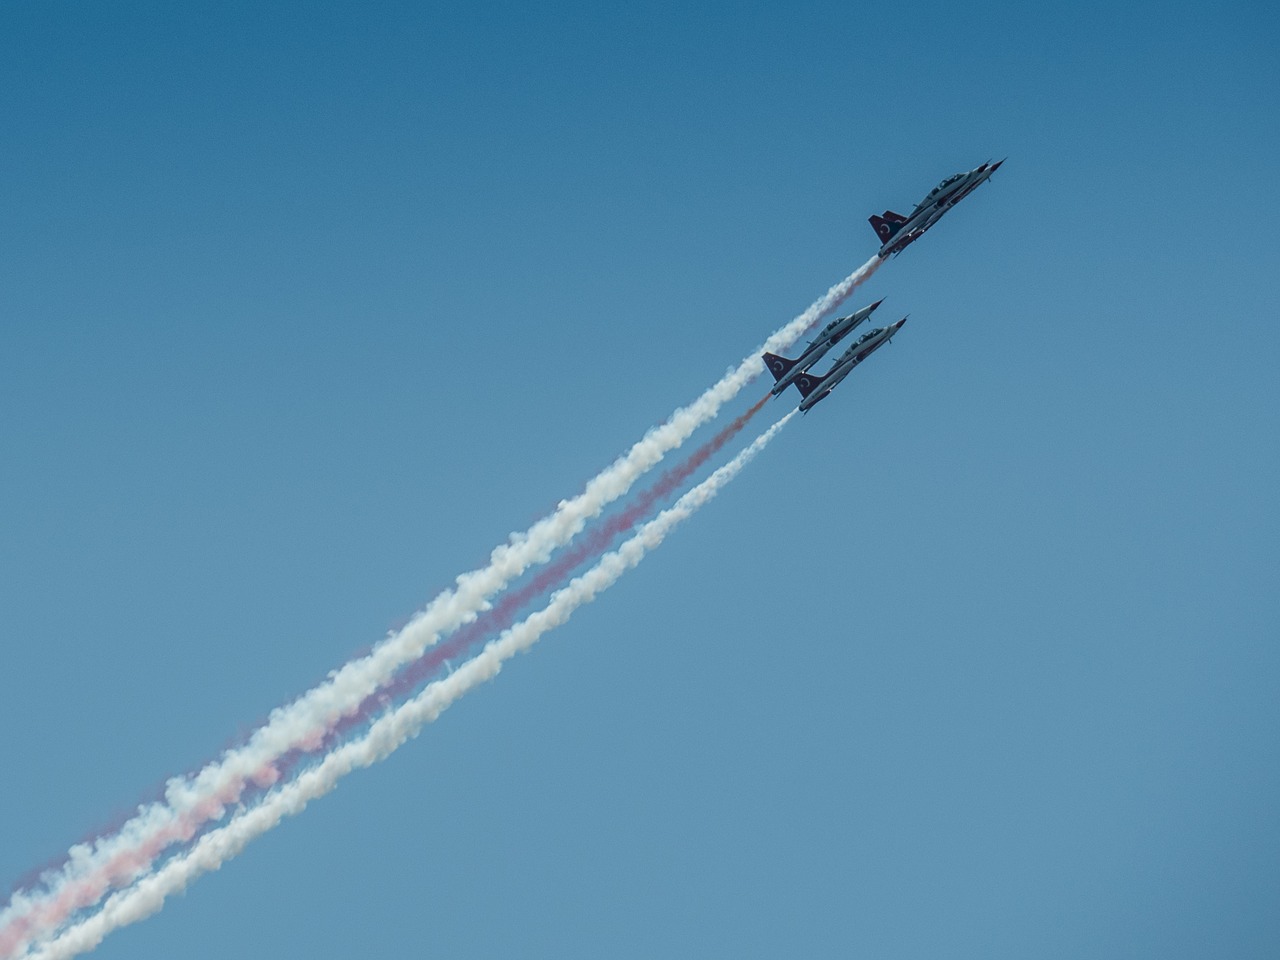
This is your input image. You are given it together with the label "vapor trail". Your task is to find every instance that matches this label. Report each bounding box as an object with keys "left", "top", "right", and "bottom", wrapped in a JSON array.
[
  {"left": 0, "top": 254, "right": 879, "bottom": 956},
  {"left": 0, "top": 395, "right": 774, "bottom": 960},
  {"left": 19, "top": 411, "right": 797, "bottom": 960}
]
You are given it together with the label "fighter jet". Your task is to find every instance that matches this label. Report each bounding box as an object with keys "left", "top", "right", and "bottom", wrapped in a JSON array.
[
  {"left": 869, "top": 160, "right": 1004, "bottom": 258},
  {"left": 793, "top": 317, "right": 907, "bottom": 413},
  {"left": 761, "top": 298, "right": 885, "bottom": 397}
]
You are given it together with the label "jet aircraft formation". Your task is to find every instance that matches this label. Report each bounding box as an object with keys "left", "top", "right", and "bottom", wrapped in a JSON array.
[{"left": 763, "top": 160, "right": 1002, "bottom": 412}]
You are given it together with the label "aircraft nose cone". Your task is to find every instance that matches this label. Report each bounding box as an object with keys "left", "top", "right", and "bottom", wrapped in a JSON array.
[
  {"left": 991, "top": 159, "right": 1004, "bottom": 171},
  {"left": 870, "top": 298, "right": 886, "bottom": 310}
]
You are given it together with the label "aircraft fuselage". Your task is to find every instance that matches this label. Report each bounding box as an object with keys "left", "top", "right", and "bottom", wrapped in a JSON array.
[
  {"left": 767, "top": 299, "right": 885, "bottom": 396},
  {"left": 795, "top": 317, "right": 907, "bottom": 413},
  {"left": 874, "top": 160, "right": 1002, "bottom": 258}
]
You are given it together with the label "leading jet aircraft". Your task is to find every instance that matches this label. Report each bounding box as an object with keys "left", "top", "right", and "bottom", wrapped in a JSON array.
[
  {"left": 869, "top": 160, "right": 1004, "bottom": 258},
  {"left": 761, "top": 298, "right": 885, "bottom": 397},
  {"left": 793, "top": 317, "right": 907, "bottom": 413}
]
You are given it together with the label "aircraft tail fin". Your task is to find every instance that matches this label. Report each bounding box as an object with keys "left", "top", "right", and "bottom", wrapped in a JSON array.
[
  {"left": 761, "top": 351, "right": 800, "bottom": 383},
  {"left": 869, "top": 210, "right": 908, "bottom": 244},
  {"left": 792, "top": 370, "right": 827, "bottom": 399}
]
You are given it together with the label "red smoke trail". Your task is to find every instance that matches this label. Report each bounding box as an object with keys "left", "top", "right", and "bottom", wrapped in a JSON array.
[
  {"left": 0, "top": 397, "right": 771, "bottom": 957},
  {"left": 0, "top": 398, "right": 774, "bottom": 958},
  {"left": 0, "top": 776, "right": 251, "bottom": 958}
]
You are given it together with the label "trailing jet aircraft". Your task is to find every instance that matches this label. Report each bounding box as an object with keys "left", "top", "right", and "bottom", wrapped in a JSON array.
[
  {"left": 869, "top": 160, "right": 1004, "bottom": 258},
  {"left": 761, "top": 298, "right": 885, "bottom": 397},
  {"left": 793, "top": 317, "right": 907, "bottom": 413}
]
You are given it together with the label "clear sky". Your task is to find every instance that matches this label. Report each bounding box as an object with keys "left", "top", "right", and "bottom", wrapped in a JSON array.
[{"left": 2, "top": 1, "right": 1277, "bottom": 958}]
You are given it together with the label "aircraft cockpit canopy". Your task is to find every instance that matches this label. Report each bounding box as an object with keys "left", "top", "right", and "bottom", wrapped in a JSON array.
[{"left": 931, "top": 174, "right": 964, "bottom": 196}]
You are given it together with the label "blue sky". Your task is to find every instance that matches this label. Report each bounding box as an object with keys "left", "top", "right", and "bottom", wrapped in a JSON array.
[{"left": 1, "top": 1, "right": 1277, "bottom": 957}]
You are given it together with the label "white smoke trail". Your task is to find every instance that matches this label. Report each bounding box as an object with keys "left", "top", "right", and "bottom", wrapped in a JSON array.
[
  {"left": 19, "top": 411, "right": 797, "bottom": 960},
  {"left": 0, "top": 256, "right": 879, "bottom": 957}
]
